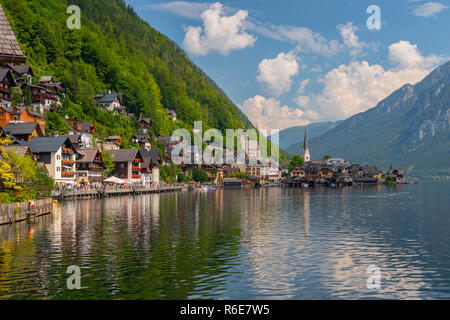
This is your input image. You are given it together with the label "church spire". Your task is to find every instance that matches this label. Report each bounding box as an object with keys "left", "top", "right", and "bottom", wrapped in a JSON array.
[{"left": 302, "top": 128, "right": 311, "bottom": 162}]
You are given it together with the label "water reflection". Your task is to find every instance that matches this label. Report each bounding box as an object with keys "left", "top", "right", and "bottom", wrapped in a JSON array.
[{"left": 0, "top": 182, "right": 449, "bottom": 299}]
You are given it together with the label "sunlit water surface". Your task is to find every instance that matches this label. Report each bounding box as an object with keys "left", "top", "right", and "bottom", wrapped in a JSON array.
[{"left": 0, "top": 182, "right": 449, "bottom": 299}]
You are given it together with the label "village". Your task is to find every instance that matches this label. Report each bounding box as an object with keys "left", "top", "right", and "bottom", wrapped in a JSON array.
[{"left": 0, "top": 3, "right": 406, "bottom": 202}]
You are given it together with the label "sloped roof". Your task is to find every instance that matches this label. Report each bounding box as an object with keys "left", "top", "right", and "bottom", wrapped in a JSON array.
[
  {"left": 0, "top": 68, "right": 11, "bottom": 81},
  {"left": 78, "top": 148, "right": 102, "bottom": 163},
  {"left": 96, "top": 92, "right": 122, "bottom": 103},
  {"left": 18, "top": 136, "right": 74, "bottom": 153},
  {"left": 8, "top": 64, "right": 33, "bottom": 76},
  {"left": 39, "top": 76, "right": 53, "bottom": 83},
  {"left": 109, "top": 149, "right": 140, "bottom": 162},
  {"left": 4, "top": 122, "right": 39, "bottom": 135},
  {"left": 4, "top": 145, "right": 32, "bottom": 157},
  {"left": 141, "top": 148, "right": 160, "bottom": 169},
  {"left": 0, "top": 4, "right": 25, "bottom": 61},
  {"left": 0, "top": 106, "right": 44, "bottom": 118},
  {"left": 81, "top": 122, "right": 93, "bottom": 132}
]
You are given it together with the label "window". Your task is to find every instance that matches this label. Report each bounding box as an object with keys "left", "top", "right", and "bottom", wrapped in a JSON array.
[
  {"left": 57, "top": 167, "right": 60, "bottom": 172},
  {"left": 57, "top": 155, "right": 60, "bottom": 160}
]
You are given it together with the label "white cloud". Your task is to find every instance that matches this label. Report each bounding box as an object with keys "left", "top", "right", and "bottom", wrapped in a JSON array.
[
  {"left": 241, "top": 95, "right": 310, "bottom": 132},
  {"left": 273, "top": 26, "right": 340, "bottom": 57},
  {"left": 413, "top": 2, "right": 448, "bottom": 17},
  {"left": 257, "top": 52, "right": 299, "bottom": 97},
  {"left": 388, "top": 40, "right": 443, "bottom": 69},
  {"left": 337, "top": 22, "right": 366, "bottom": 56},
  {"left": 295, "top": 41, "right": 446, "bottom": 121},
  {"left": 297, "top": 79, "right": 310, "bottom": 94},
  {"left": 183, "top": 3, "right": 256, "bottom": 55}
]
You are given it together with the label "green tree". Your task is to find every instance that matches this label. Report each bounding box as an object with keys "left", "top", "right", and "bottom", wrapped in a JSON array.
[
  {"left": 193, "top": 168, "right": 208, "bottom": 183},
  {"left": 288, "top": 155, "right": 304, "bottom": 173},
  {"left": 228, "top": 171, "right": 246, "bottom": 179},
  {"left": 11, "top": 87, "right": 23, "bottom": 106},
  {"left": 102, "top": 150, "right": 116, "bottom": 177},
  {"left": 45, "top": 112, "right": 70, "bottom": 135},
  {"left": 322, "top": 154, "right": 332, "bottom": 160}
]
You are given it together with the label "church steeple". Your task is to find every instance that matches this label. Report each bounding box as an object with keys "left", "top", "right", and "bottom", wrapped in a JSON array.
[{"left": 302, "top": 128, "right": 311, "bottom": 162}]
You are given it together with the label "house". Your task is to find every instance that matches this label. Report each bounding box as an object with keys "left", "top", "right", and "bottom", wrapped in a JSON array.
[
  {"left": 66, "top": 117, "right": 95, "bottom": 135},
  {"left": 0, "top": 4, "right": 27, "bottom": 66},
  {"left": 138, "top": 116, "right": 152, "bottom": 131},
  {"left": 4, "top": 121, "right": 44, "bottom": 141},
  {"left": 94, "top": 91, "right": 126, "bottom": 115},
  {"left": 4, "top": 144, "right": 34, "bottom": 158},
  {"left": 388, "top": 168, "right": 405, "bottom": 183},
  {"left": 318, "top": 167, "right": 333, "bottom": 178},
  {"left": 166, "top": 109, "right": 177, "bottom": 121},
  {"left": 129, "top": 134, "right": 152, "bottom": 151},
  {"left": 105, "top": 136, "right": 122, "bottom": 147},
  {"left": 246, "top": 162, "right": 270, "bottom": 182},
  {"left": 7, "top": 64, "right": 33, "bottom": 85},
  {"left": 0, "top": 106, "right": 45, "bottom": 134},
  {"left": 29, "top": 84, "right": 61, "bottom": 114},
  {"left": 17, "top": 136, "right": 79, "bottom": 184},
  {"left": 326, "top": 158, "right": 351, "bottom": 167},
  {"left": 64, "top": 134, "right": 83, "bottom": 150},
  {"left": 141, "top": 148, "right": 161, "bottom": 185},
  {"left": 109, "top": 149, "right": 144, "bottom": 183},
  {"left": 156, "top": 135, "right": 182, "bottom": 148},
  {"left": 0, "top": 68, "right": 15, "bottom": 107},
  {"left": 362, "top": 165, "right": 383, "bottom": 178},
  {"left": 76, "top": 148, "right": 105, "bottom": 186},
  {"left": 267, "top": 167, "right": 281, "bottom": 182},
  {"left": 291, "top": 166, "right": 305, "bottom": 178}
]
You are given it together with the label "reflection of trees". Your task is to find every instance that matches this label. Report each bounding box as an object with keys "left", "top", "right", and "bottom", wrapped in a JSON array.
[{"left": 0, "top": 191, "right": 244, "bottom": 299}]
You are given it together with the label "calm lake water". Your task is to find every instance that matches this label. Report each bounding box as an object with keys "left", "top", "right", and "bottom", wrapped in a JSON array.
[{"left": 0, "top": 182, "right": 449, "bottom": 299}]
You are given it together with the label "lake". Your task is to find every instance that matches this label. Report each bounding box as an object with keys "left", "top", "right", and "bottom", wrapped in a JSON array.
[{"left": 0, "top": 182, "right": 449, "bottom": 299}]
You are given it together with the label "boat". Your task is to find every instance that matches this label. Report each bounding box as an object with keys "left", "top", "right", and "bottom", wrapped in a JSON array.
[{"left": 301, "top": 182, "right": 309, "bottom": 188}]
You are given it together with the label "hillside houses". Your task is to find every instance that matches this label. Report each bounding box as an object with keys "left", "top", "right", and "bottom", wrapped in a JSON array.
[
  {"left": 16, "top": 136, "right": 79, "bottom": 184},
  {"left": 4, "top": 121, "right": 44, "bottom": 141},
  {"left": 94, "top": 91, "right": 126, "bottom": 115}
]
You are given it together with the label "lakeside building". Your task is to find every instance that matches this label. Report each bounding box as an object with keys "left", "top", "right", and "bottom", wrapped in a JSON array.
[
  {"left": 76, "top": 148, "right": 105, "bottom": 186},
  {"left": 141, "top": 148, "right": 161, "bottom": 186},
  {"left": 109, "top": 149, "right": 144, "bottom": 183},
  {"left": 16, "top": 136, "right": 79, "bottom": 184}
]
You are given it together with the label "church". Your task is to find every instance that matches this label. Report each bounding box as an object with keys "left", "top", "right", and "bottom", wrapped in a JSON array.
[{"left": 301, "top": 128, "right": 311, "bottom": 163}]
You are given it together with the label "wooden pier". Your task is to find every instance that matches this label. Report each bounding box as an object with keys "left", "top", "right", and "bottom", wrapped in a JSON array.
[
  {"left": 0, "top": 198, "right": 53, "bottom": 225},
  {"left": 51, "top": 185, "right": 186, "bottom": 200}
]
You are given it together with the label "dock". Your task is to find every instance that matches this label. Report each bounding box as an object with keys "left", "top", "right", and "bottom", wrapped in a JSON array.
[{"left": 51, "top": 185, "right": 186, "bottom": 200}]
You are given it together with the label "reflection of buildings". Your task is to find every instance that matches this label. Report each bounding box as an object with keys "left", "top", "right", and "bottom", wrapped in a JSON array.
[{"left": 303, "top": 190, "right": 310, "bottom": 238}]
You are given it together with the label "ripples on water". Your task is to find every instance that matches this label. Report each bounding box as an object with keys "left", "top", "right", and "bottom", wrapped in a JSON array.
[{"left": 0, "top": 182, "right": 449, "bottom": 299}]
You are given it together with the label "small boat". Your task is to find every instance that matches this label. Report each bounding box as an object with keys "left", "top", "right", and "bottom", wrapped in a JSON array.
[
  {"left": 301, "top": 182, "right": 309, "bottom": 188},
  {"left": 330, "top": 182, "right": 337, "bottom": 188}
]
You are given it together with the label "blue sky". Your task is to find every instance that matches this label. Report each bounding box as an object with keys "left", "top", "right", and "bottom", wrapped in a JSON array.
[{"left": 125, "top": 0, "right": 450, "bottom": 132}]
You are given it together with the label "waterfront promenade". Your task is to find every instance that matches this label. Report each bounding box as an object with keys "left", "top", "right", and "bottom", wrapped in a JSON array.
[{"left": 52, "top": 184, "right": 186, "bottom": 200}]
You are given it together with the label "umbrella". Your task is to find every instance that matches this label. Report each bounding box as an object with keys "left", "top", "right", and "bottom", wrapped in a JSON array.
[{"left": 104, "top": 176, "right": 127, "bottom": 184}]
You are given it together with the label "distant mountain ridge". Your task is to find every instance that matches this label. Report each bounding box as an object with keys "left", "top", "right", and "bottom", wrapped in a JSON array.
[
  {"left": 296, "top": 61, "right": 450, "bottom": 178},
  {"left": 270, "top": 121, "right": 342, "bottom": 150}
]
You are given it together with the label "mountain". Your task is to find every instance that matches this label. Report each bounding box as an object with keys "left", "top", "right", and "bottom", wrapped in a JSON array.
[
  {"left": 299, "top": 61, "right": 450, "bottom": 178},
  {"left": 272, "top": 121, "right": 342, "bottom": 150},
  {"left": 1, "top": 0, "right": 253, "bottom": 141}
]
